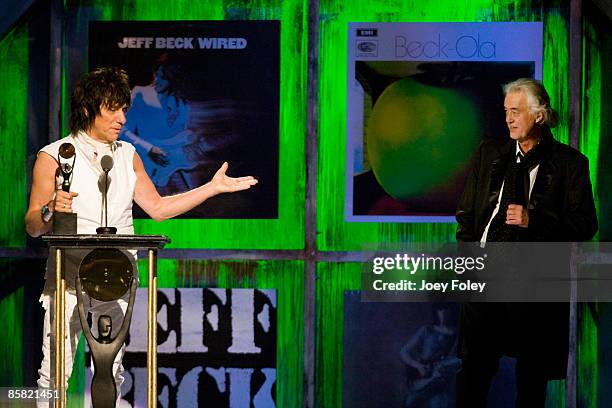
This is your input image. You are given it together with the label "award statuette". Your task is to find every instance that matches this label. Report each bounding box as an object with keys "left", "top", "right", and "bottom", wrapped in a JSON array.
[
  {"left": 76, "top": 248, "right": 136, "bottom": 408},
  {"left": 54, "top": 143, "right": 77, "bottom": 234}
]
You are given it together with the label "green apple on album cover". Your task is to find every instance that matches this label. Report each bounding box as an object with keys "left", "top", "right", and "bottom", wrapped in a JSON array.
[{"left": 366, "top": 77, "right": 481, "bottom": 201}]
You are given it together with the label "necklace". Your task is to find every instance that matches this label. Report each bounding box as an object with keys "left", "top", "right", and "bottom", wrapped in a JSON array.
[{"left": 73, "top": 132, "right": 116, "bottom": 175}]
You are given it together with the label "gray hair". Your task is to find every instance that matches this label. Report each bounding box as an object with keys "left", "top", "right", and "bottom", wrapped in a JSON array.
[{"left": 503, "top": 78, "right": 559, "bottom": 128}]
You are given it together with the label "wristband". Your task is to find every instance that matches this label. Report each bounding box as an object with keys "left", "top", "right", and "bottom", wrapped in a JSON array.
[{"left": 41, "top": 204, "right": 53, "bottom": 223}]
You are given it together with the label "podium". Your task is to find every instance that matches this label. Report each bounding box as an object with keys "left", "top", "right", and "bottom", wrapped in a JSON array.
[{"left": 42, "top": 234, "right": 170, "bottom": 408}]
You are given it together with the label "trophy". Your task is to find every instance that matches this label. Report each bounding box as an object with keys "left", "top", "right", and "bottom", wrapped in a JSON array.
[
  {"left": 76, "top": 248, "right": 136, "bottom": 408},
  {"left": 55, "top": 143, "right": 77, "bottom": 234}
]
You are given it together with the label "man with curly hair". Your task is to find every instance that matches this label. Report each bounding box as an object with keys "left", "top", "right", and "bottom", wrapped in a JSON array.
[{"left": 25, "top": 67, "right": 257, "bottom": 406}]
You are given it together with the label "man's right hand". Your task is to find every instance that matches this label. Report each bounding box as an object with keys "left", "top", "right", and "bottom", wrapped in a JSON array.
[
  {"left": 52, "top": 191, "right": 79, "bottom": 213},
  {"left": 148, "top": 146, "right": 169, "bottom": 166}
]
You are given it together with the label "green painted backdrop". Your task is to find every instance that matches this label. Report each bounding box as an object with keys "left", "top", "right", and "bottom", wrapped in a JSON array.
[
  {"left": 0, "top": 0, "right": 609, "bottom": 406},
  {"left": 0, "top": 24, "right": 28, "bottom": 248}
]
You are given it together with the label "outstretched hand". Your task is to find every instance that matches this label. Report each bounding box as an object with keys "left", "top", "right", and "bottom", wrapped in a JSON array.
[{"left": 211, "top": 162, "right": 258, "bottom": 194}]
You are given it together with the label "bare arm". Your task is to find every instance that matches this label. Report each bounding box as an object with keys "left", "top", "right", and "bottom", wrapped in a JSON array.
[
  {"left": 133, "top": 153, "right": 257, "bottom": 221},
  {"left": 24, "top": 152, "right": 78, "bottom": 237}
]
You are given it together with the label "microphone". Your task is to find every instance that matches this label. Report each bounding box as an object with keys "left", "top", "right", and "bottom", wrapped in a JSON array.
[
  {"left": 101, "top": 155, "right": 113, "bottom": 172},
  {"left": 96, "top": 155, "right": 117, "bottom": 234}
]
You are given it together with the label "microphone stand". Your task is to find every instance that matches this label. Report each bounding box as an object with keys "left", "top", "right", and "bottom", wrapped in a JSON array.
[{"left": 96, "top": 157, "right": 117, "bottom": 235}]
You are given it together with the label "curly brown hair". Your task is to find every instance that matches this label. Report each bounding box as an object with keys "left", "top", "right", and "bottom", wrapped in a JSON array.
[{"left": 69, "top": 67, "right": 131, "bottom": 134}]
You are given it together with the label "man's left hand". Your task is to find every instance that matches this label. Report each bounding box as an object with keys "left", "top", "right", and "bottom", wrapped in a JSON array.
[{"left": 506, "top": 204, "right": 529, "bottom": 228}]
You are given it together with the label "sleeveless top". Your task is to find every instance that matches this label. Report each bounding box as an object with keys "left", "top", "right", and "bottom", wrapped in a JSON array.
[{"left": 40, "top": 132, "right": 137, "bottom": 294}]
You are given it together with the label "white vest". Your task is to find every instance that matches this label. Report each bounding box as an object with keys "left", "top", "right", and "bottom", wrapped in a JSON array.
[{"left": 40, "top": 132, "right": 137, "bottom": 293}]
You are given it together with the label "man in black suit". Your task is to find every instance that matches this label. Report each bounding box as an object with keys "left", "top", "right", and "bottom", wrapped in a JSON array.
[{"left": 455, "top": 78, "right": 597, "bottom": 407}]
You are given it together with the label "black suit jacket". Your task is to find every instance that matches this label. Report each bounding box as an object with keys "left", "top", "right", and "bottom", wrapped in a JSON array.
[
  {"left": 455, "top": 131, "right": 598, "bottom": 379},
  {"left": 456, "top": 131, "right": 597, "bottom": 243}
]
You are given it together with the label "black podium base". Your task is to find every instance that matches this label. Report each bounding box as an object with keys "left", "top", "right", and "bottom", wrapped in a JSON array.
[{"left": 96, "top": 226, "right": 117, "bottom": 234}]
